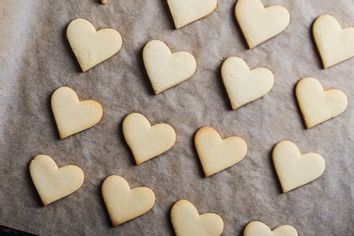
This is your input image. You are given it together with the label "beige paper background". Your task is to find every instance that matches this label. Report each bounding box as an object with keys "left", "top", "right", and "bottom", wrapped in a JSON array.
[{"left": 0, "top": 0, "right": 353, "bottom": 235}]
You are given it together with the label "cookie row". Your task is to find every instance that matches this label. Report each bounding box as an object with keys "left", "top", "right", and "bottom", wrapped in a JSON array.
[
  {"left": 29, "top": 155, "right": 299, "bottom": 235},
  {"left": 51, "top": 85, "right": 330, "bottom": 189},
  {"left": 39, "top": 85, "right": 326, "bottom": 188},
  {"left": 65, "top": 18, "right": 349, "bottom": 129},
  {"left": 68, "top": 1, "right": 354, "bottom": 75}
]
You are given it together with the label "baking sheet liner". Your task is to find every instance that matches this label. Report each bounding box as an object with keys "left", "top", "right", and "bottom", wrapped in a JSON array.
[{"left": 0, "top": 0, "right": 353, "bottom": 235}]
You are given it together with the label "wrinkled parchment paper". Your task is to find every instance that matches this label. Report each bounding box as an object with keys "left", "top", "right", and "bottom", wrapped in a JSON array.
[{"left": 0, "top": 0, "right": 353, "bottom": 235}]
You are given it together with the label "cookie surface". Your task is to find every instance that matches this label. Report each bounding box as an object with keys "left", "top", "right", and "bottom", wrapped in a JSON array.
[
  {"left": 102, "top": 175, "right": 155, "bottom": 226},
  {"left": 171, "top": 199, "right": 224, "bottom": 236},
  {"left": 295, "top": 77, "right": 348, "bottom": 128},
  {"left": 272, "top": 140, "right": 325, "bottom": 193},
  {"left": 51, "top": 86, "right": 103, "bottom": 139},
  {"left": 67, "top": 18, "right": 122, "bottom": 72},
  {"left": 221, "top": 57, "right": 274, "bottom": 109},
  {"left": 195, "top": 127, "right": 247, "bottom": 177},
  {"left": 122, "top": 113, "right": 176, "bottom": 164},
  {"left": 235, "top": 0, "right": 290, "bottom": 48},
  {"left": 29, "top": 155, "right": 84, "bottom": 206},
  {"left": 244, "top": 221, "right": 298, "bottom": 236},
  {"left": 167, "top": 0, "right": 217, "bottom": 29},
  {"left": 313, "top": 15, "right": 354, "bottom": 68},
  {"left": 143, "top": 40, "right": 197, "bottom": 94}
]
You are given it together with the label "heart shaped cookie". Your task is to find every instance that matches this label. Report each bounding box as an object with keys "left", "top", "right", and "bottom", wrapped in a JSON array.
[
  {"left": 51, "top": 86, "right": 103, "bottom": 139},
  {"left": 195, "top": 127, "right": 247, "bottom": 177},
  {"left": 273, "top": 140, "right": 325, "bottom": 193},
  {"left": 29, "top": 155, "right": 84, "bottom": 206},
  {"left": 143, "top": 40, "right": 197, "bottom": 94},
  {"left": 295, "top": 77, "right": 348, "bottom": 128},
  {"left": 235, "top": 0, "right": 290, "bottom": 48},
  {"left": 102, "top": 175, "right": 155, "bottom": 226},
  {"left": 221, "top": 57, "right": 274, "bottom": 109},
  {"left": 313, "top": 15, "right": 354, "bottom": 68},
  {"left": 244, "top": 221, "right": 298, "bottom": 236},
  {"left": 67, "top": 18, "right": 122, "bottom": 72},
  {"left": 122, "top": 113, "right": 176, "bottom": 164},
  {"left": 167, "top": 0, "right": 217, "bottom": 29},
  {"left": 171, "top": 200, "right": 224, "bottom": 236}
]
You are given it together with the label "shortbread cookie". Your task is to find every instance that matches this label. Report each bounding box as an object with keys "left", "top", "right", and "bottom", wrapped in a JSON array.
[
  {"left": 102, "top": 175, "right": 155, "bottom": 226},
  {"left": 171, "top": 200, "right": 224, "bottom": 236},
  {"left": 273, "top": 140, "right": 325, "bottom": 193},
  {"left": 244, "top": 221, "right": 298, "bottom": 236},
  {"left": 235, "top": 0, "right": 290, "bottom": 48},
  {"left": 295, "top": 77, "right": 348, "bottom": 128},
  {"left": 67, "top": 18, "right": 122, "bottom": 72},
  {"left": 195, "top": 127, "right": 247, "bottom": 177},
  {"left": 29, "top": 155, "right": 84, "bottom": 206},
  {"left": 101, "top": 0, "right": 107, "bottom": 4},
  {"left": 167, "top": 0, "right": 217, "bottom": 29},
  {"left": 51, "top": 86, "right": 103, "bottom": 139},
  {"left": 313, "top": 15, "right": 354, "bottom": 68},
  {"left": 122, "top": 113, "right": 176, "bottom": 164},
  {"left": 143, "top": 40, "right": 197, "bottom": 94},
  {"left": 221, "top": 57, "right": 274, "bottom": 109}
]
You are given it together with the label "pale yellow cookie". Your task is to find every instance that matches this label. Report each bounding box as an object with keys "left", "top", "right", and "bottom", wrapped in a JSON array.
[
  {"left": 195, "top": 127, "right": 247, "bottom": 177},
  {"left": 235, "top": 0, "right": 290, "bottom": 48},
  {"left": 102, "top": 175, "right": 155, "bottom": 226},
  {"left": 167, "top": 0, "right": 217, "bottom": 29},
  {"left": 143, "top": 40, "right": 197, "bottom": 94},
  {"left": 295, "top": 77, "right": 348, "bottom": 128},
  {"left": 171, "top": 200, "right": 224, "bottom": 236},
  {"left": 51, "top": 86, "right": 103, "bottom": 139},
  {"left": 244, "top": 221, "right": 298, "bottom": 236},
  {"left": 171, "top": 199, "right": 224, "bottom": 236},
  {"left": 67, "top": 18, "right": 122, "bottom": 72},
  {"left": 101, "top": 0, "right": 108, "bottom": 4},
  {"left": 273, "top": 140, "right": 325, "bottom": 193},
  {"left": 221, "top": 57, "right": 274, "bottom": 109},
  {"left": 29, "top": 155, "right": 84, "bottom": 206},
  {"left": 313, "top": 15, "right": 354, "bottom": 68},
  {"left": 122, "top": 113, "right": 176, "bottom": 164}
]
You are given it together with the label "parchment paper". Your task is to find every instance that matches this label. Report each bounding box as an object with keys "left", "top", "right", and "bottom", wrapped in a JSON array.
[{"left": 0, "top": 0, "right": 353, "bottom": 235}]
